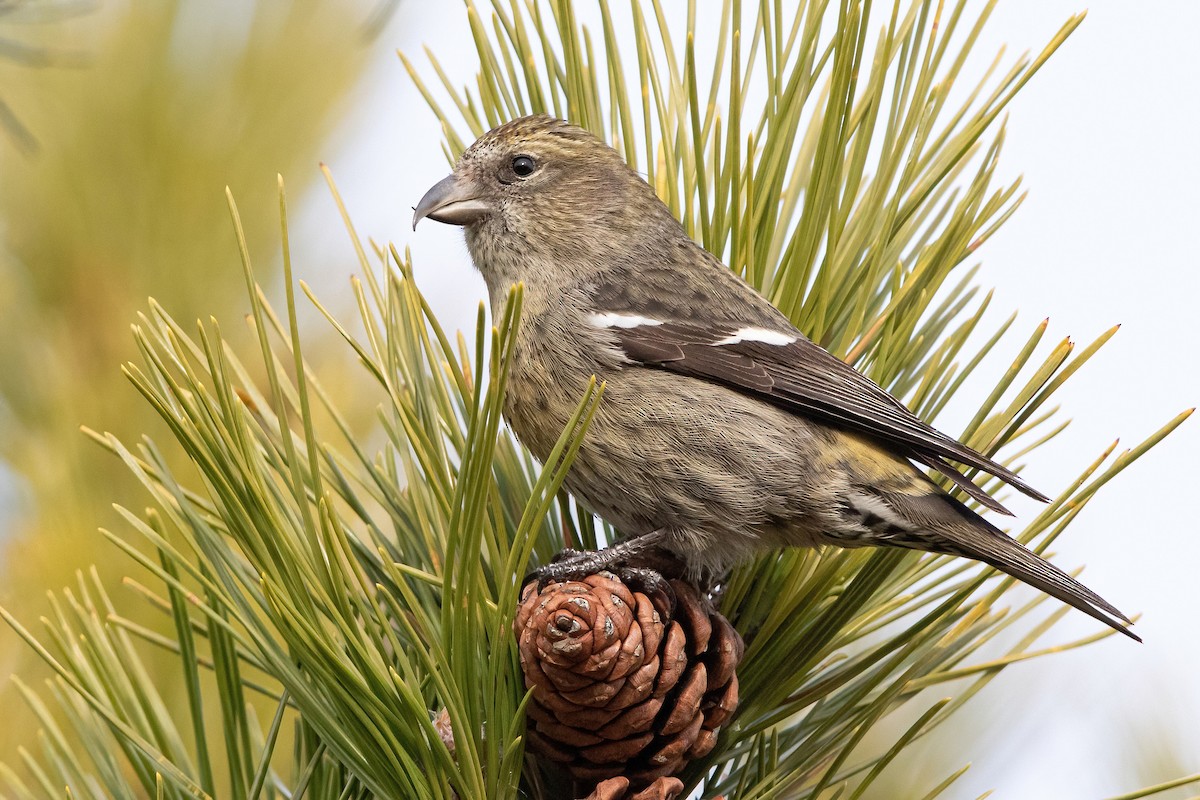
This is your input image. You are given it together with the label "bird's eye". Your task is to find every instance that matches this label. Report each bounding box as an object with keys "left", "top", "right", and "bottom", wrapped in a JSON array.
[{"left": 511, "top": 155, "right": 536, "bottom": 177}]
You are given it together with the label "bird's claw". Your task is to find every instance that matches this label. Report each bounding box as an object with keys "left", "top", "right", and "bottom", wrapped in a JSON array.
[
  {"left": 522, "top": 549, "right": 677, "bottom": 617},
  {"left": 523, "top": 548, "right": 620, "bottom": 591}
]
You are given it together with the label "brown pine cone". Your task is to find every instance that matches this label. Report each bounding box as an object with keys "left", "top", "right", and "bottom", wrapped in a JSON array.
[{"left": 515, "top": 571, "right": 743, "bottom": 792}]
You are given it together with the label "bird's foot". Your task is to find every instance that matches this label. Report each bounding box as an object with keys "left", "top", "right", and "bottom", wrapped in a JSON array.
[
  {"left": 526, "top": 550, "right": 673, "bottom": 600},
  {"left": 527, "top": 547, "right": 627, "bottom": 589},
  {"left": 524, "top": 531, "right": 684, "bottom": 615}
]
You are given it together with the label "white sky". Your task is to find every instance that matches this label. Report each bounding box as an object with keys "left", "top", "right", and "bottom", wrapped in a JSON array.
[{"left": 296, "top": 2, "right": 1200, "bottom": 797}]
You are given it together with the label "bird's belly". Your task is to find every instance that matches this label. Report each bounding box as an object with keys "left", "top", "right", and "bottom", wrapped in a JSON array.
[{"left": 505, "top": 364, "right": 844, "bottom": 569}]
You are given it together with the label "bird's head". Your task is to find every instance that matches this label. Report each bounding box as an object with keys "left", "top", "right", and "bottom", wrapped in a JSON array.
[{"left": 413, "top": 115, "right": 677, "bottom": 294}]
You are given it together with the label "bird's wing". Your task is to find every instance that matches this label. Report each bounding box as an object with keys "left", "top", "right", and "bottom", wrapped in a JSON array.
[{"left": 591, "top": 313, "right": 1049, "bottom": 513}]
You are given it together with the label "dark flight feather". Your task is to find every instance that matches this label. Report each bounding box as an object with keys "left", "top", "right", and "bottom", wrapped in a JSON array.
[{"left": 605, "top": 318, "right": 1051, "bottom": 511}]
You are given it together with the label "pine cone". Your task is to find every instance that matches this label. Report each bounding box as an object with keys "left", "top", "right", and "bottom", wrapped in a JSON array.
[{"left": 515, "top": 571, "right": 743, "bottom": 792}]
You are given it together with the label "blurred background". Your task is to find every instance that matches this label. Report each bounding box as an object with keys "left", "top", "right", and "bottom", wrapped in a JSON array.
[{"left": 0, "top": 1, "right": 1195, "bottom": 797}]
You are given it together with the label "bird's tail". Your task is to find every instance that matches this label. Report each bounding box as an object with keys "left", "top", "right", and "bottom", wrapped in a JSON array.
[
  {"left": 875, "top": 490, "right": 1139, "bottom": 641},
  {"left": 922, "top": 516, "right": 1138, "bottom": 642}
]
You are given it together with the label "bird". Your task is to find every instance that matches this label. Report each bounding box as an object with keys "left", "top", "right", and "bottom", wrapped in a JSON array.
[{"left": 412, "top": 114, "right": 1137, "bottom": 641}]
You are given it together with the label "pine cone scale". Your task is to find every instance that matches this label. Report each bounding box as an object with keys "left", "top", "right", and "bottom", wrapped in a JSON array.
[{"left": 659, "top": 662, "right": 706, "bottom": 736}]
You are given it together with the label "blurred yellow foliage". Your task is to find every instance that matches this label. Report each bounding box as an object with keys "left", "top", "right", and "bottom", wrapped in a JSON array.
[{"left": 0, "top": 0, "right": 375, "bottom": 770}]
